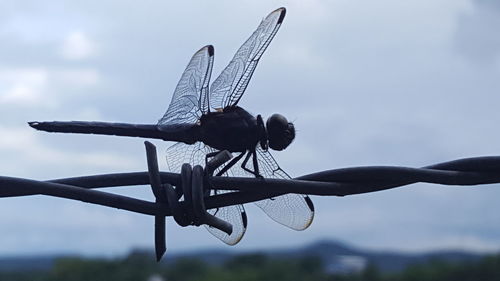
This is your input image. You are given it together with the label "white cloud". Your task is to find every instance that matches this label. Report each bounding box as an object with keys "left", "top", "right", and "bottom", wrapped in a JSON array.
[
  {"left": 0, "top": 125, "right": 140, "bottom": 173},
  {"left": 0, "top": 67, "right": 100, "bottom": 108},
  {"left": 73, "top": 107, "right": 104, "bottom": 120},
  {"left": 454, "top": 0, "right": 500, "bottom": 64},
  {"left": 277, "top": 44, "right": 325, "bottom": 69},
  {"left": 61, "top": 31, "right": 96, "bottom": 60},
  {"left": 55, "top": 68, "right": 99, "bottom": 86},
  {"left": 385, "top": 234, "right": 500, "bottom": 254},
  {"left": 0, "top": 68, "right": 48, "bottom": 105}
]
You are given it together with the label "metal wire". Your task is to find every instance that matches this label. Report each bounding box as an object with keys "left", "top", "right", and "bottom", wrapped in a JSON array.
[{"left": 1, "top": 142, "right": 499, "bottom": 260}]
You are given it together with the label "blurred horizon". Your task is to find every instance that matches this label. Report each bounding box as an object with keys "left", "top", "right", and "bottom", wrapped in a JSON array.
[
  {"left": 1, "top": 0, "right": 500, "bottom": 257},
  {"left": 1, "top": 241, "right": 499, "bottom": 281},
  {"left": 1, "top": 235, "right": 497, "bottom": 259}
]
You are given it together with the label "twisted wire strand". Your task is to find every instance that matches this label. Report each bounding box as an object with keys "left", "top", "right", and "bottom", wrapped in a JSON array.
[
  {"left": 205, "top": 156, "right": 500, "bottom": 208},
  {"left": 0, "top": 156, "right": 499, "bottom": 213},
  {"left": 1, "top": 154, "right": 500, "bottom": 261}
]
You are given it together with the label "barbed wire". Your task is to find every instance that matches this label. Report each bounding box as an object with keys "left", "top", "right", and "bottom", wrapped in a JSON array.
[{"left": 1, "top": 141, "right": 499, "bottom": 260}]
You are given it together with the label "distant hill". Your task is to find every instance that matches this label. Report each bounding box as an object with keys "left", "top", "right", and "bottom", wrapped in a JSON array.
[
  {"left": 163, "top": 239, "right": 485, "bottom": 273},
  {"left": 0, "top": 239, "right": 489, "bottom": 273}
]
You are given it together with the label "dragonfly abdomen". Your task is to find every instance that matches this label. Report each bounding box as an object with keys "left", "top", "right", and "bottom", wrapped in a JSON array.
[{"left": 29, "top": 121, "right": 200, "bottom": 144}]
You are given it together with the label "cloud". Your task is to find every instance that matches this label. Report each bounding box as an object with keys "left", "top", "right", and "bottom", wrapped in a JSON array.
[
  {"left": 0, "top": 67, "right": 100, "bottom": 108},
  {"left": 60, "top": 31, "right": 97, "bottom": 60},
  {"left": 0, "top": 68, "right": 48, "bottom": 105},
  {"left": 0, "top": 126, "right": 141, "bottom": 177},
  {"left": 454, "top": 0, "right": 500, "bottom": 63},
  {"left": 55, "top": 68, "right": 99, "bottom": 86}
]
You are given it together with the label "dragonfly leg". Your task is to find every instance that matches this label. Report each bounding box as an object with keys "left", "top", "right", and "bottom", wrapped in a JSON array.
[
  {"left": 215, "top": 151, "right": 245, "bottom": 176},
  {"left": 205, "top": 151, "right": 221, "bottom": 165},
  {"left": 213, "top": 190, "right": 220, "bottom": 216},
  {"left": 241, "top": 149, "right": 263, "bottom": 178},
  {"left": 252, "top": 149, "right": 261, "bottom": 178}
]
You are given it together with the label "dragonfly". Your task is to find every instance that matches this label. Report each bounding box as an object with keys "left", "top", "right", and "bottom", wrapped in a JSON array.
[{"left": 29, "top": 7, "right": 314, "bottom": 245}]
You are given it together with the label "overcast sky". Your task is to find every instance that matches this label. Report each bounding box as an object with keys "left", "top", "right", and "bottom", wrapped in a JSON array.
[{"left": 1, "top": 0, "right": 500, "bottom": 256}]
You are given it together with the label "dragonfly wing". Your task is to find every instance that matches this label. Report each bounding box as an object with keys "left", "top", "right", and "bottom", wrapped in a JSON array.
[
  {"left": 205, "top": 197, "right": 247, "bottom": 246},
  {"left": 165, "top": 142, "right": 247, "bottom": 245},
  {"left": 204, "top": 150, "right": 247, "bottom": 245},
  {"left": 165, "top": 142, "right": 208, "bottom": 173},
  {"left": 209, "top": 8, "right": 286, "bottom": 110},
  {"left": 254, "top": 147, "right": 315, "bottom": 230},
  {"left": 158, "top": 45, "right": 214, "bottom": 127}
]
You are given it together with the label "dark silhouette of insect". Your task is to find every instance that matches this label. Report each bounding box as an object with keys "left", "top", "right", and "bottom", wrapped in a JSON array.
[{"left": 29, "top": 7, "right": 314, "bottom": 245}]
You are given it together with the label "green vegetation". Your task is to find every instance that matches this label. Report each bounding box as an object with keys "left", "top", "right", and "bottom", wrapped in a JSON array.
[{"left": 0, "top": 252, "right": 499, "bottom": 281}]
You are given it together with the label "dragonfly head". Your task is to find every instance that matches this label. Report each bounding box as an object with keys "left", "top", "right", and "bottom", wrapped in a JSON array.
[{"left": 266, "top": 114, "right": 295, "bottom": 151}]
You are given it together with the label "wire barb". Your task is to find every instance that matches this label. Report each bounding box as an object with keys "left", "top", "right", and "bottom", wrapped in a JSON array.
[
  {"left": 1, "top": 144, "right": 500, "bottom": 261},
  {"left": 144, "top": 142, "right": 234, "bottom": 259}
]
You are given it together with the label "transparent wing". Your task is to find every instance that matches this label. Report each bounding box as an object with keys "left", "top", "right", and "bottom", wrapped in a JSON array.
[
  {"left": 205, "top": 194, "right": 247, "bottom": 246},
  {"left": 209, "top": 7, "right": 286, "bottom": 110},
  {"left": 215, "top": 147, "right": 315, "bottom": 231},
  {"left": 158, "top": 45, "right": 214, "bottom": 126},
  {"left": 205, "top": 149, "right": 247, "bottom": 246},
  {"left": 254, "top": 147, "right": 315, "bottom": 230},
  {"left": 165, "top": 142, "right": 209, "bottom": 173},
  {"left": 165, "top": 142, "right": 247, "bottom": 245}
]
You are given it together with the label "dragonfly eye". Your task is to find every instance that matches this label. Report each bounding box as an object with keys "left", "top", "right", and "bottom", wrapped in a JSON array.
[{"left": 266, "top": 114, "right": 296, "bottom": 151}]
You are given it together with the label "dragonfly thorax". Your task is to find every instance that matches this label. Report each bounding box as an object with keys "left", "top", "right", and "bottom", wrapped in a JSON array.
[
  {"left": 266, "top": 114, "right": 295, "bottom": 151},
  {"left": 198, "top": 106, "right": 264, "bottom": 152}
]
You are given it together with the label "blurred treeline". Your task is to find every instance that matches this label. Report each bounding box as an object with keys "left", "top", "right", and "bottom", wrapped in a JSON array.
[{"left": 0, "top": 252, "right": 499, "bottom": 281}]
